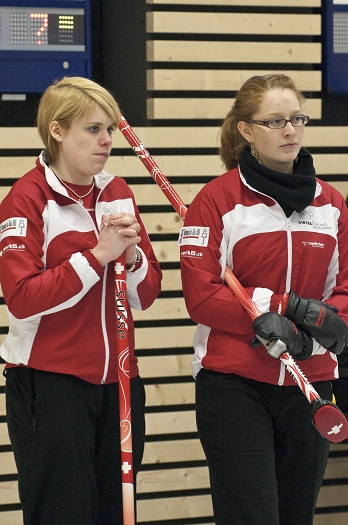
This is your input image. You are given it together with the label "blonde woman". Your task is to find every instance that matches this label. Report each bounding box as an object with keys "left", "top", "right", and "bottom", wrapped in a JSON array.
[{"left": 0, "top": 77, "right": 162, "bottom": 525}]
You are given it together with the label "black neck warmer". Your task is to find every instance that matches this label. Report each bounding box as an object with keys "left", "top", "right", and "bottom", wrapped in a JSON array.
[{"left": 239, "top": 147, "right": 317, "bottom": 217}]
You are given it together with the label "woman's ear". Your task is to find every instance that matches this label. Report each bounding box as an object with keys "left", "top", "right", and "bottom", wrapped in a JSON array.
[
  {"left": 237, "top": 121, "right": 253, "bottom": 144},
  {"left": 49, "top": 121, "right": 63, "bottom": 142}
]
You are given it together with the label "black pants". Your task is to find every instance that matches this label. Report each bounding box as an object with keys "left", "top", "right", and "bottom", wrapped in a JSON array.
[
  {"left": 196, "top": 369, "right": 331, "bottom": 525},
  {"left": 4, "top": 367, "right": 145, "bottom": 525}
]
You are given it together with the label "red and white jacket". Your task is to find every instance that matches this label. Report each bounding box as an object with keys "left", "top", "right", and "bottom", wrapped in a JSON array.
[
  {"left": 0, "top": 153, "right": 162, "bottom": 385},
  {"left": 179, "top": 167, "right": 348, "bottom": 385}
]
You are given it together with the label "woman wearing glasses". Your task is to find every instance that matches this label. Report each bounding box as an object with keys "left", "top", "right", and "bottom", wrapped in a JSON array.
[{"left": 179, "top": 74, "right": 348, "bottom": 525}]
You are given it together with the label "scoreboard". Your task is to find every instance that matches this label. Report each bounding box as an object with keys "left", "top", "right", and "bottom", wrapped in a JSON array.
[
  {"left": 323, "top": 0, "right": 348, "bottom": 94},
  {"left": 0, "top": 1, "right": 91, "bottom": 93}
]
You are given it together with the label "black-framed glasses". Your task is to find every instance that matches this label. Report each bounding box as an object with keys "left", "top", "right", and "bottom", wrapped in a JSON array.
[{"left": 246, "top": 115, "right": 309, "bottom": 129}]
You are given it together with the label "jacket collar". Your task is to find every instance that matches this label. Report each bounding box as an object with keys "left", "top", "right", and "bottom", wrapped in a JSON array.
[{"left": 38, "top": 150, "right": 115, "bottom": 195}]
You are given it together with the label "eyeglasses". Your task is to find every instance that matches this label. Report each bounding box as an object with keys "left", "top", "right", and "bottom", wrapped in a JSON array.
[{"left": 245, "top": 115, "right": 309, "bottom": 129}]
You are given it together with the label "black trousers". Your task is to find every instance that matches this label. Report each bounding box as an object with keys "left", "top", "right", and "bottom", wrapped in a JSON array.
[
  {"left": 4, "top": 367, "right": 145, "bottom": 525},
  {"left": 196, "top": 369, "right": 331, "bottom": 525}
]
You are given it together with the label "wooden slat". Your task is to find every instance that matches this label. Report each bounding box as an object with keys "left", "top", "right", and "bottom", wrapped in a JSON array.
[
  {"left": 322, "top": 442, "right": 348, "bottom": 454},
  {"left": 147, "top": 41, "right": 322, "bottom": 64},
  {"left": 314, "top": 515, "right": 348, "bottom": 525},
  {"left": 323, "top": 455, "right": 348, "bottom": 478},
  {"left": 144, "top": 382, "right": 195, "bottom": 406},
  {"left": 132, "top": 297, "right": 188, "bottom": 321},
  {"left": 138, "top": 354, "right": 193, "bottom": 379},
  {"left": 305, "top": 128, "right": 348, "bottom": 147},
  {"left": 147, "top": 0, "right": 320, "bottom": 5},
  {"left": 141, "top": 212, "right": 182, "bottom": 235},
  {"left": 0, "top": 157, "right": 38, "bottom": 178},
  {"left": 312, "top": 154, "right": 348, "bottom": 175},
  {"left": 0, "top": 128, "right": 42, "bottom": 149},
  {"left": 0, "top": 306, "right": 8, "bottom": 328},
  {"left": 158, "top": 268, "right": 182, "bottom": 291},
  {"left": 148, "top": 69, "right": 322, "bottom": 91},
  {"left": 0, "top": 481, "right": 19, "bottom": 506},
  {"left": 145, "top": 410, "right": 196, "bottom": 435},
  {"left": 1, "top": 125, "right": 348, "bottom": 153},
  {"left": 317, "top": 483, "right": 348, "bottom": 508},
  {"left": 0, "top": 511, "right": 22, "bottom": 525},
  {"left": 137, "top": 494, "right": 213, "bottom": 522},
  {"left": 151, "top": 240, "right": 181, "bottom": 263},
  {"left": 147, "top": 12, "right": 321, "bottom": 35},
  {"left": 137, "top": 458, "right": 347, "bottom": 494},
  {"left": 0, "top": 452, "right": 17, "bottom": 476},
  {"left": 143, "top": 438, "right": 205, "bottom": 464},
  {"left": 0, "top": 394, "right": 5, "bottom": 416},
  {"left": 138, "top": 465, "right": 209, "bottom": 493},
  {"left": 0, "top": 423, "right": 10, "bottom": 447},
  {"left": 147, "top": 97, "right": 322, "bottom": 120},
  {"left": 0, "top": 155, "right": 222, "bottom": 179}
]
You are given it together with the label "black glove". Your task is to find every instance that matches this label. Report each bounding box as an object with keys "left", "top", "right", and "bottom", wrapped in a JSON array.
[
  {"left": 252, "top": 312, "right": 313, "bottom": 361},
  {"left": 285, "top": 290, "right": 348, "bottom": 355}
]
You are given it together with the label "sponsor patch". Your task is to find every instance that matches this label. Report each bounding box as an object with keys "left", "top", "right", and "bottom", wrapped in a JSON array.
[
  {"left": 0, "top": 217, "right": 27, "bottom": 241},
  {"left": 0, "top": 243, "right": 26, "bottom": 256},
  {"left": 180, "top": 249, "right": 203, "bottom": 259},
  {"left": 178, "top": 226, "right": 209, "bottom": 247}
]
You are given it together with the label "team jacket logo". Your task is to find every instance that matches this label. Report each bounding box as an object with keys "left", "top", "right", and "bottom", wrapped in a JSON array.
[
  {"left": 302, "top": 241, "right": 324, "bottom": 248},
  {"left": 298, "top": 210, "right": 331, "bottom": 231},
  {"left": 178, "top": 226, "right": 209, "bottom": 247},
  {"left": 0, "top": 217, "right": 27, "bottom": 241}
]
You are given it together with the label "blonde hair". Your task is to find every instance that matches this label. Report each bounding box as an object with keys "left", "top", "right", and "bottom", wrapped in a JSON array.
[
  {"left": 219, "top": 74, "right": 306, "bottom": 170},
  {"left": 37, "top": 76, "right": 121, "bottom": 164}
]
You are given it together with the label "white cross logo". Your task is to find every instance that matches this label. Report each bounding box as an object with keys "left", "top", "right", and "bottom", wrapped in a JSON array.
[
  {"left": 327, "top": 423, "right": 343, "bottom": 435},
  {"left": 115, "top": 262, "right": 125, "bottom": 274},
  {"left": 122, "top": 462, "right": 132, "bottom": 474}
]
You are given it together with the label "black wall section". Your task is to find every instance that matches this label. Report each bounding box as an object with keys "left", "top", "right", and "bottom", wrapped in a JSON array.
[
  {"left": 102, "top": 0, "right": 147, "bottom": 125},
  {"left": 322, "top": 93, "right": 348, "bottom": 125},
  {"left": 0, "top": 95, "right": 40, "bottom": 127},
  {"left": 90, "top": 0, "right": 104, "bottom": 85}
]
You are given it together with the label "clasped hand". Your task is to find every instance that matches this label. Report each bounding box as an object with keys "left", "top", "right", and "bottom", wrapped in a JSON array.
[{"left": 92, "top": 212, "right": 141, "bottom": 266}]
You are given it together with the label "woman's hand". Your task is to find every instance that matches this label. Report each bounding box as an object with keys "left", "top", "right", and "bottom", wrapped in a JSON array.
[{"left": 91, "top": 213, "right": 141, "bottom": 266}]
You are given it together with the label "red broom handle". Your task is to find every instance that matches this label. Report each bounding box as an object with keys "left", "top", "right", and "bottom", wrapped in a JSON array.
[
  {"left": 115, "top": 253, "right": 135, "bottom": 524},
  {"left": 118, "top": 117, "right": 188, "bottom": 220}
]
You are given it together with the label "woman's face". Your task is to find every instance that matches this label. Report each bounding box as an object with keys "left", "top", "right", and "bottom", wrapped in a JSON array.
[
  {"left": 238, "top": 88, "right": 305, "bottom": 174},
  {"left": 51, "top": 104, "right": 116, "bottom": 183}
]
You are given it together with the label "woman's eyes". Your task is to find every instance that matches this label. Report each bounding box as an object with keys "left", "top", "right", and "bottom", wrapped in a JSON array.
[
  {"left": 88, "top": 126, "right": 116, "bottom": 134},
  {"left": 291, "top": 116, "right": 303, "bottom": 125}
]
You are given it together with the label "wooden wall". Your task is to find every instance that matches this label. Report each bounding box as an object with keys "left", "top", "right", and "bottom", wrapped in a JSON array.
[{"left": 1, "top": 0, "right": 348, "bottom": 524}]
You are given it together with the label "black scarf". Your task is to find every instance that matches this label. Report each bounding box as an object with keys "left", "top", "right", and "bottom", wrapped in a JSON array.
[{"left": 239, "top": 147, "right": 316, "bottom": 217}]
